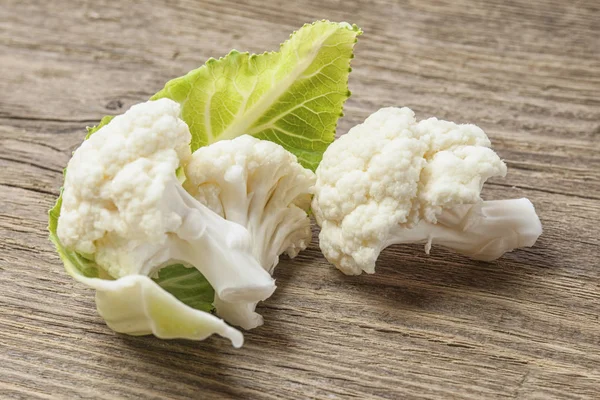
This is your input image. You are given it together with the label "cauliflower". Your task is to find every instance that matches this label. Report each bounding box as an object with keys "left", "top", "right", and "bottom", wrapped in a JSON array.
[
  {"left": 57, "top": 99, "right": 276, "bottom": 344},
  {"left": 184, "top": 135, "right": 315, "bottom": 328},
  {"left": 312, "top": 107, "right": 542, "bottom": 275}
]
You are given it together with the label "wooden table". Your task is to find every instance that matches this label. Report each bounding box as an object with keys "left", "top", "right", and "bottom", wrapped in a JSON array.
[{"left": 1, "top": 0, "right": 599, "bottom": 398}]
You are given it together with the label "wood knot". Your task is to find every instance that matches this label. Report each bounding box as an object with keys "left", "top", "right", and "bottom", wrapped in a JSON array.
[{"left": 106, "top": 100, "right": 124, "bottom": 110}]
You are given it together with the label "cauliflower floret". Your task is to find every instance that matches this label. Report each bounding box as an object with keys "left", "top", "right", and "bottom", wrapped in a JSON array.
[
  {"left": 313, "top": 107, "right": 542, "bottom": 275},
  {"left": 58, "top": 99, "right": 191, "bottom": 261},
  {"left": 185, "top": 135, "right": 315, "bottom": 272},
  {"left": 184, "top": 135, "right": 316, "bottom": 328}
]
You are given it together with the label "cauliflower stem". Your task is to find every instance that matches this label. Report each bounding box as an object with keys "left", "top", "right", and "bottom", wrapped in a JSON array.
[
  {"left": 155, "top": 180, "right": 276, "bottom": 303},
  {"left": 386, "top": 198, "right": 542, "bottom": 264}
]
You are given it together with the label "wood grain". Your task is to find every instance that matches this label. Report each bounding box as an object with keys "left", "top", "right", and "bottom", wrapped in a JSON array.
[{"left": 1, "top": 0, "right": 599, "bottom": 398}]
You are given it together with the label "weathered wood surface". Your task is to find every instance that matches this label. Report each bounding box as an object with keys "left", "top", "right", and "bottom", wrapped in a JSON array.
[{"left": 1, "top": 0, "right": 599, "bottom": 398}]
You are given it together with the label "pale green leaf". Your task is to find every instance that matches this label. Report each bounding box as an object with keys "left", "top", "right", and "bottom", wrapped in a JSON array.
[
  {"left": 74, "top": 273, "right": 242, "bottom": 346},
  {"left": 154, "top": 264, "right": 215, "bottom": 313},
  {"left": 152, "top": 20, "right": 361, "bottom": 170},
  {"left": 86, "top": 115, "right": 114, "bottom": 138}
]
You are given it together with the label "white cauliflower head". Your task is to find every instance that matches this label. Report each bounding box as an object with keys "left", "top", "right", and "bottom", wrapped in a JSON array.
[
  {"left": 184, "top": 135, "right": 316, "bottom": 329},
  {"left": 58, "top": 98, "right": 192, "bottom": 276},
  {"left": 313, "top": 107, "right": 541, "bottom": 275}
]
